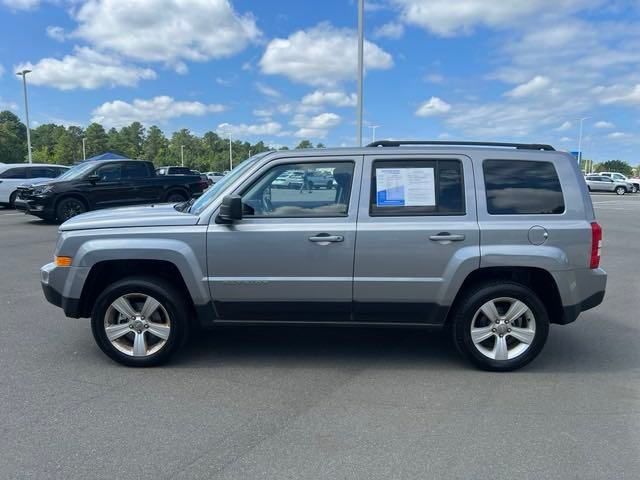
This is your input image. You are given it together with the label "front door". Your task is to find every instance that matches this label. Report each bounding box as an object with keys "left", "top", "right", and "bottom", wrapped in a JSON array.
[
  {"left": 353, "top": 154, "right": 480, "bottom": 324},
  {"left": 91, "top": 162, "right": 132, "bottom": 208},
  {"left": 206, "top": 155, "right": 362, "bottom": 321}
]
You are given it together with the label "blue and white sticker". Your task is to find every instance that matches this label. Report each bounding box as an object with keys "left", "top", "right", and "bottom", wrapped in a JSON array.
[{"left": 376, "top": 167, "right": 436, "bottom": 207}]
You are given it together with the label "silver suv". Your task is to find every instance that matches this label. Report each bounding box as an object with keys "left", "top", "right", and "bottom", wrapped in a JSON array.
[{"left": 40, "top": 141, "right": 607, "bottom": 371}]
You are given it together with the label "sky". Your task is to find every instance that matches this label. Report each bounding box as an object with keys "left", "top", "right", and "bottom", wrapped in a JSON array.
[{"left": 1, "top": 0, "right": 640, "bottom": 161}]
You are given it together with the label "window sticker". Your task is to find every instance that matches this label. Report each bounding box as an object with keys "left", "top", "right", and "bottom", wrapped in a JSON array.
[{"left": 376, "top": 168, "right": 436, "bottom": 206}]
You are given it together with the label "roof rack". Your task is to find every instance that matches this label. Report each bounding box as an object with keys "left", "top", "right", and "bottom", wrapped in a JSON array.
[{"left": 366, "top": 140, "right": 555, "bottom": 151}]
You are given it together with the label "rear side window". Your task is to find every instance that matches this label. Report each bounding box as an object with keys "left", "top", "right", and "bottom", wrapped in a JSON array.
[
  {"left": 370, "top": 159, "right": 465, "bottom": 216},
  {"left": 29, "top": 167, "right": 57, "bottom": 178},
  {"left": 483, "top": 160, "right": 565, "bottom": 215},
  {"left": 123, "top": 162, "right": 149, "bottom": 179},
  {"left": 0, "top": 167, "right": 27, "bottom": 179}
]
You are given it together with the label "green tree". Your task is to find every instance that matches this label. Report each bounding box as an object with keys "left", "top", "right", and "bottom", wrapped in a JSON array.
[
  {"left": 0, "top": 111, "right": 27, "bottom": 162},
  {"left": 596, "top": 160, "right": 633, "bottom": 176},
  {"left": 143, "top": 125, "right": 169, "bottom": 164},
  {"left": 295, "top": 139, "right": 314, "bottom": 149},
  {"left": 84, "top": 123, "right": 109, "bottom": 158},
  {"left": 119, "top": 122, "right": 145, "bottom": 158},
  {"left": 316, "top": 143, "right": 326, "bottom": 148},
  {"left": 53, "top": 130, "right": 77, "bottom": 165}
]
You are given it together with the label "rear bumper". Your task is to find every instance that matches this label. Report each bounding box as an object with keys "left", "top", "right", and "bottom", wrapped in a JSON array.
[{"left": 554, "top": 268, "right": 607, "bottom": 325}]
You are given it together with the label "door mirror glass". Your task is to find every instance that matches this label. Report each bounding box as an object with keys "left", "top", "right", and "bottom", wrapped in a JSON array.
[
  {"left": 87, "top": 174, "right": 100, "bottom": 183},
  {"left": 217, "top": 195, "right": 243, "bottom": 223}
]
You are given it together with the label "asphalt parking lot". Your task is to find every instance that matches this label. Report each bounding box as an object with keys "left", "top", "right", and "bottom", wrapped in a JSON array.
[{"left": 1, "top": 194, "right": 639, "bottom": 480}]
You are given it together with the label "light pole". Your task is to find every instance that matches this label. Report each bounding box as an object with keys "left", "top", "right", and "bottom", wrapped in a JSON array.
[
  {"left": 368, "top": 125, "right": 380, "bottom": 143},
  {"left": 577, "top": 117, "right": 590, "bottom": 169},
  {"left": 180, "top": 145, "right": 184, "bottom": 167},
  {"left": 16, "top": 69, "right": 33, "bottom": 163},
  {"left": 356, "top": 0, "right": 364, "bottom": 147},
  {"left": 82, "top": 137, "right": 86, "bottom": 161},
  {"left": 229, "top": 136, "right": 233, "bottom": 170}
]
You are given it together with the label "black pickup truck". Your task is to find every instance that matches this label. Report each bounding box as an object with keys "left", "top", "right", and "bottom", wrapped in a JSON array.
[{"left": 15, "top": 159, "right": 208, "bottom": 222}]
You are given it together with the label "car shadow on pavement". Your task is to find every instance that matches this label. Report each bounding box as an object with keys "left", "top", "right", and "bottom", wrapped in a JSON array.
[{"left": 173, "top": 325, "right": 465, "bottom": 370}]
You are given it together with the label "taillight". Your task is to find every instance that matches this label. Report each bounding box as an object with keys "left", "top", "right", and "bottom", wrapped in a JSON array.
[{"left": 590, "top": 221, "right": 602, "bottom": 269}]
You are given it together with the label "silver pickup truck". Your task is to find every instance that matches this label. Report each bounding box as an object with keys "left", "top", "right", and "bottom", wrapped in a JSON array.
[{"left": 41, "top": 141, "right": 606, "bottom": 371}]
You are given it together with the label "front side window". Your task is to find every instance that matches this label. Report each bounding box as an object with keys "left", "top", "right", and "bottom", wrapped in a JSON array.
[
  {"left": 483, "top": 160, "right": 565, "bottom": 215},
  {"left": 0, "top": 167, "right": 27, "bottom": 179},
  {"left": 370, "top": 159, "right": 465, "bottom": 216},
  {"left": 95, "top": 163, "right": 122, "bottom": 182},
  {"left": 241, "top": 162, "right": 354, "bottom": 218}
]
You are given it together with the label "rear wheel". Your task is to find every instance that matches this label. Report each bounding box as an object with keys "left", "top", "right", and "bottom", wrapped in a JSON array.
[
  {"left": 451, "top": 282, "right": 549, "bottom": 371},
  {"left": 615, "top": 186, "right": 626, "bottom": 195},
  {"left": 91, "top": 276, "right": 190, "bottom": 367},
  {"left": 166, "top": 191, "right": 187, "bottom": 203},
  {"left": 56, "top": 197, "right": 87, "bottom": 222},
  {"left": 632, "top": 185, "right": 638, "bottom": 194}
]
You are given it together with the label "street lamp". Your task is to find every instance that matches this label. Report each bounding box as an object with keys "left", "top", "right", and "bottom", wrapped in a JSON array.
[
  {"left": 356, "top": 0, "right": 364, "bottom": 147},
  {"left": 368, "top": 125, "right": 380, "bottom": 143},
  {"left": 16, "top": 69, "right": 33, "bottom": 164},
  {"left": 82, "top": 137, "right": 86, "bottom": 161},
  {"left": 577, "top": 117, "right": 590, "bottom": 169},
  {"left": 229, "top": 136, "right": 233, "bottom": 170},
  {"left": 180, "top": 145, "right": 184, "bottom": 167}
]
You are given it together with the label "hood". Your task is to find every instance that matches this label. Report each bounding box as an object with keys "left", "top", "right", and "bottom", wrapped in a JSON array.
[{"left": 59, "top": 203, "right": 199, "bottom": 231}]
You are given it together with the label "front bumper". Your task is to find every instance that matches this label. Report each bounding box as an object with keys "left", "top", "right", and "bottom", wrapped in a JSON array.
[
  {"left": 41, "top": 262, "right": 85, "bottom": 318},
  {"left": 15, "top": 195, "right": 55, "bottom": 218}
]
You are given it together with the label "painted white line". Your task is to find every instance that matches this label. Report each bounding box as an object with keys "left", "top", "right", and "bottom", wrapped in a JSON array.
[{"left": 0, "top": 213, "right": 25, "bottom": 216}]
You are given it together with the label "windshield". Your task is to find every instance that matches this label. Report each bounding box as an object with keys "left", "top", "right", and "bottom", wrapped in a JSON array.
[
  {"left": 189, "top": 152, "right": 269, "bottom": 215},
  {"left": 55, "top": 162, "right": 96, "bottom": 181}
]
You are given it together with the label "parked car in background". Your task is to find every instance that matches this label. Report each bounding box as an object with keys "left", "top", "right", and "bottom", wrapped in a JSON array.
[
  {"left": 599, "top": 171, "right": 639, "bottom": 193},
  {"left": 16, "top": 159, "right": 208, "bottom": 222},
  {"left": 205, "top": 172, "right": 224, "bottom": 184},
  {"left": 0, "top": 164, "right": 68, "bottom": 208},
  {"left": 157, "top": 166, "right": 211, "bottom": 186},
  {"left": 585, "top": 174, "right": 630, "bottom": 194},
  {"left": 273, "top": 170, "right": 304, "bottom": 189},
  {"left": 40, "top": 141, "right": 606, "bottom": 371}
]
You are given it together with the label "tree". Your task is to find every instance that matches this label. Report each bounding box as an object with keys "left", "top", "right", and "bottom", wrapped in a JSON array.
[
  {"left": 0, "top": 110, "right": 27, "bottom": 163},
  {"left": 296, "top": 140, "right": 314, "bottom": 149},
  {"left": 84, "top": 123, "right": 109, "bottom": 158},
  {"left": 596, "top": 160, "right": 633, "bottom": 176},
  {"left": 119, "top": 122, "right": 145, "bottom": 158},
  {"left": 316, "top": 143, "right": 326, "bottom": 148},
  {"left": 143, "top": 125, "right": 169, "bottom": 163}
]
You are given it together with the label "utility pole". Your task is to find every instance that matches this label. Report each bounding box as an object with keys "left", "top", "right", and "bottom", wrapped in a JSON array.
[
  {"left": 82, "top": 138, "right": 86, "bottom": 161},
  {"left": 368, "top": 125, "right": 380, "bottom": 143},
  {"left": 180, "top": 145, "right": 184, "bottom": 167},
  {"left": 577, "top": 117, "right": 590, "bottom": 169},
  {"left": 229, "top": 137, "right": 233, "bottom": 170},
  {"left": 356, "top": 0, "right": 364, "bottom": 147},
  {"left": 16, "top": 69, "right": 33, "bottom": 163}
]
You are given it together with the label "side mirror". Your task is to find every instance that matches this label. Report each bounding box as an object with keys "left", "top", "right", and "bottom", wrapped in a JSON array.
[
  {"left": 216, "top": 195, "right": 243, "bottom": 224},
  {"left": 87, "top": 174, "right": 100, "bottom": 183}
]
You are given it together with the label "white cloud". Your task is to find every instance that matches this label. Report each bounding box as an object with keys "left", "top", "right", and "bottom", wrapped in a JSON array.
[
  {"left": 301, "top": 90, "right": 357, "bottom": 108},
  {"left": 73, "top": 0, "right": 260, "bottom": 67},
  {"left": 594, "top": 120, "right": 614, "bottom": 129},
  {"left": 424, "top": 73, "right": 444, "bottom": 83},
  {"left": 607, "top": 131, "right": 630, "bottom": 139},
  {"left": 596, "top": 84, "right": 640, "bottom": 106},
  {"left": 415, "top": 97, "right": 451, "bottom": 117},
  {"left": 505, "top": 75, "right": 551, "bottom": 98},
  {"left": 392, "top": 0, "right": 600, "bottom": 37},
  {"left": 560, "top": 136, "right": 572, "bottom": 142},
  {"left": 46, "top": 26, "right": 65, "bottom": 42},
  {"left": 216, "top": 121, "right": 282, "bottom": 138},
  {"left": 255, "top": 82, "right": 281, "bottom": 98},
  {"left": 253, "top": 109, "right": 272, "bottom": 117},
  {"left": 15, "top": 47, "right": 156, "bottom": 90},
  {"left": 1, "top": 0, "right": 39, "bottom": 10},
  {"left": 374, "top": 22, "right": 405, "bottom": 39},
  {"left": 260, "top": 23, "right": 393, "bottom": 86},
  {"left": 92, "top": 96, "right": 225, "bottom": 128},
  {"left": 0, "top": 98, "right": 19, "bottom": 112},
  {"left": 555, "top": 121, "right": 573, "bottom": 131},
  {"left": 291, "top": 112, "right": 341, "bottom": 138}
]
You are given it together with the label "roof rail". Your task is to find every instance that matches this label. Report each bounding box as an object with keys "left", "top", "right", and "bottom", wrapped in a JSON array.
[{"left": 366, "top": 140, "right": 555, "bottom": 151}]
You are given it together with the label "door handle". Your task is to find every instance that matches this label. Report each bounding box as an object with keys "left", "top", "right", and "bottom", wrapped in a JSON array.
[
  {"left": 309, "top": 234, "right": 344, "bottom": 243},
  {"left": 429, "top": 232, "right": 466, "bottom": 242}
]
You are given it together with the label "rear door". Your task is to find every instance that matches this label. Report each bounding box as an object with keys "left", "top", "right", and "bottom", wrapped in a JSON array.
[{"left": 353, "top": 154, "right": 479, "bottom": 324}]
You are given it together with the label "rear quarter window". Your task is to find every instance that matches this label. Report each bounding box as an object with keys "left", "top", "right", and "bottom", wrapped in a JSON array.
[{"left": 483, "top": 159, "right": 565, "bottom": 215}]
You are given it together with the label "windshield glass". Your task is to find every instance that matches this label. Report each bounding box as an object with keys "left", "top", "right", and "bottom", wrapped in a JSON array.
[
  {"left": 189, "top": 152, "right": 269, "bottom": 215},
  {"left": 55, "top": 162, "right": 96, "bottom": 181}
]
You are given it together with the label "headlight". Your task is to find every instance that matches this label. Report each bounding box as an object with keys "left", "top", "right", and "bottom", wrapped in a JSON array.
[{"left": 37, "top": 185, "right": 54, "bottom": 195}]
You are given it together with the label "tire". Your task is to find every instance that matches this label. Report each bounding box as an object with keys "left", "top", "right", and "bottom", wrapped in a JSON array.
[
  {"left": 166, "top": 191, "right": 187, "bottom": 203},
  {"left": 587, "top": 186, "right": 592, "bottom": 192},
  {"left": 451, "top": 281, "right": 549, "bottom": 372},
  {"left": 8, "top": 191, "right": 17, "bottom": 208},
  {"left": 326, "top": 181, "right": 333, "bottom": 189},
  {"left": 56, "top": 197, "right": 87, "bottom": 222},
  {"left": 91, "top": 276, "right": 190, "bottom": 367},
  {"left": 615, "top": 186, "right": 626, "bottom": 195},
  {"left": 632, "top": 185, "right": 638, "bottom": 194}
]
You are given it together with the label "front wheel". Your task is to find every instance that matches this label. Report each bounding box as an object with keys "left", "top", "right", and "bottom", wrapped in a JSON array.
[
  {"left": 56, "top": 197, "right": 87, "bottom": 222},
  {"left": 632, "top": 185, "right": 638, "bottom": 194},
  {"left": 91, "top": 276, "right": 190, "bottom": 367},
  {"left": 8, "top": 191, "right": 17, "bottom": 208},
  {"left": 615, "top": 186, "right": 626, "bottom": 195},
  {"left": 451, "top": 282, "right": 549, "bottom": 371},
  {"left": 166, "top": 191, "right": 187, "bottom": 203}
]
